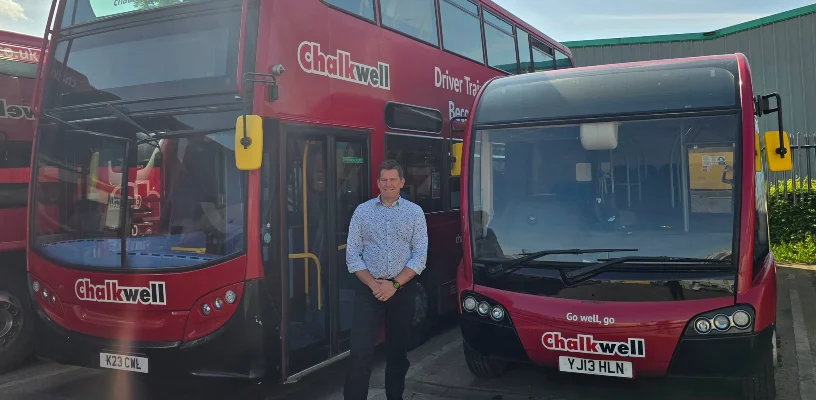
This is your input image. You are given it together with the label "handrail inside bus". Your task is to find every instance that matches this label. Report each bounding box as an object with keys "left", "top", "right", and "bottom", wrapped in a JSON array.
[
  {"left": 302, "top": 142, "right": 311, "bottom": 305},
  {"left": 289, "top": 253, "right": 322, "bottom": 310}
]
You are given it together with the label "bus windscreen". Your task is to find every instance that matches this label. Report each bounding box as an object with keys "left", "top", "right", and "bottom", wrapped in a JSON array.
[
  {"left": 470, "top": 113, "right": 738, "bottom": 264},
  {"left": 32, "top": 124, "right": 246, "bottom": 270},
  {"left": 49, "top": 10, "right": 238, "bottom": 106}
]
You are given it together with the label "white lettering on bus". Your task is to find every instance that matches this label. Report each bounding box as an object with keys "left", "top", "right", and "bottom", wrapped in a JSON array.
[
  {"left": 542, "top": 332, "right": 646, "bottom": 358},
  {"left": 0, "top": 99, "right": 34, "bottom": 120},
  {"left": 298, "top": 41, "right": 390, "bottom": 90},
  {"left": 449, "top": 100, "right": 469, "bottom": 120},
  {"left": 435, "top": 67, "right": 481, "bottom": 97},
  {"left": 0, "top": 45, "right": 39, "bottom": 63},
  {"left": 75, "top": 278, "right": 166, "bottom": 305}
]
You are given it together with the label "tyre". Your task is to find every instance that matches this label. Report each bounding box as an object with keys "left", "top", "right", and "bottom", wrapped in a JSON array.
[
  {"left": 463, "top": 341, "right": 507, "bottom": 379},
  {"left": 0, "top": 288, "right": 33, "bottom": 374},
  {"left": 407, "top": 281, "right": 433, "bottom": 350},
  {"left": 739, "top": 330, "right": 776, "bottom": 400}
]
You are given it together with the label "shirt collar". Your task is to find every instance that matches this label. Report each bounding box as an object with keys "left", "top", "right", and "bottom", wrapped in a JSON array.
[{"left": 376, "top": 195, "right": 401, "bottom": 207}]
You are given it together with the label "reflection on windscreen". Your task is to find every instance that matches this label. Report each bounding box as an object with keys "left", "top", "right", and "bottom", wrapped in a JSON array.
[
  {"left": 33, "top": 129, "right": 245, "bottom": 269},
  {"left": 471, "top": 114, "right": 738, "bottom": 263}
]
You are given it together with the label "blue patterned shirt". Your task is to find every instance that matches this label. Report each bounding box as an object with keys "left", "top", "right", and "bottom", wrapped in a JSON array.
[{"left": 346, "top": 195, "right": 428, "bottom": 279}]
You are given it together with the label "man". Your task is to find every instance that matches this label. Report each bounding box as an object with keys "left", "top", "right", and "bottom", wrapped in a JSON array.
[{"left": 343, "top": 160, "right": 428, "bottom": 400}]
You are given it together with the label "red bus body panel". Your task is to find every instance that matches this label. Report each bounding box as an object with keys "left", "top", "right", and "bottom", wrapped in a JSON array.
[{"left": 28, "top": 252, "right": 247, "bottom": 342}]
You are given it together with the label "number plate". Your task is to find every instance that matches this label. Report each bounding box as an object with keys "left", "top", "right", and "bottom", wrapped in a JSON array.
[
  {"left": 100, "top": 352, "right": 149, "bottom": 373},
  {"left": 558, "top": 355, "right": 632, "bottom": 378}
]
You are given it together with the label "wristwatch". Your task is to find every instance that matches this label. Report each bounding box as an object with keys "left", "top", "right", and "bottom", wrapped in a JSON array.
[{"left": 389, "top": 279, "right": 403, "bottom": 290}]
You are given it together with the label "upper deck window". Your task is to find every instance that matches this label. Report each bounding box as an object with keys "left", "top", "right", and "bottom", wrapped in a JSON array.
[
  {"left": 47, "top": 10, "right": 239, "bottom": 107},
  {"left": 380, "top": 0, "right": 439, "bottom": 45},
  {"left": 555, "top": 50, "right": 572, "bottom": 69},
  {"left": 532, "top": 41, "right": 554, "bottom": 72},
  {"left": 483, "top": 10, "right": 516, "bottom": 74},
  {"left": 323, "top": 0, "right": 376, "bottom": 22},
  {"left": 60, "top": 0, "right": 210, "bottom": 27},
  {"left": 440, "top": 0, "right": 484, "bottom": 64},
  {"left": 517, "top": 28, "right": 532, "bottom": 73}
]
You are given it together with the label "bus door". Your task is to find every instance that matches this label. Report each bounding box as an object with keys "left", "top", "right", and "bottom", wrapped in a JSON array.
[{"left": 280, "top": 123, "right": 369, "bottom": 380}]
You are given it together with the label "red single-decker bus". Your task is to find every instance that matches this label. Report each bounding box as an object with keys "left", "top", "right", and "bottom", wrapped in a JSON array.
[{"left": 456, "top": 54, "right": 791, "bottom": 400}]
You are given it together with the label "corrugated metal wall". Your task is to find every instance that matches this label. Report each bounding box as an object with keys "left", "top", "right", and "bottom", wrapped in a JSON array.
[{"left": 567, "top": 11, "right": 816, "bottom": 190}]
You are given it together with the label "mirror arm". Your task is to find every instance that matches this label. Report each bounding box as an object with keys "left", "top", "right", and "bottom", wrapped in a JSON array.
[{"left": 755, "top": 93, "right": 787, "bottom": 158}]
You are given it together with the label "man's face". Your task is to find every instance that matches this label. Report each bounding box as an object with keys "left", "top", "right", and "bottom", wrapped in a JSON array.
[{"left": 378, "top": 169, "right": 404, "bottom": 199}]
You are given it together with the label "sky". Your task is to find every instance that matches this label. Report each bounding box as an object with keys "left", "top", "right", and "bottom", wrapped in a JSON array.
[{"left": 1, "top": 0, "right": 816, "bottom": 42}]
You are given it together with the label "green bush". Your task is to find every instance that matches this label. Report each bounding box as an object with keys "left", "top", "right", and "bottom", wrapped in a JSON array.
[{"left": 769, "top": 178, "right": 816, "bottom": 263}]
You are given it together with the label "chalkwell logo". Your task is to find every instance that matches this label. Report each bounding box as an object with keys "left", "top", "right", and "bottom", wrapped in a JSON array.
[
  {"left": 298, "top": 41, "right": 390, "bottom": 90},
  {"left": 542, "top": 332, "right": 646, "bottom": 358},
  {"left": 0, "top": 99, "right": 34, "bottom": 120},
  {"left": 75, "top": 279, "right": 166, "bottom": 305}
]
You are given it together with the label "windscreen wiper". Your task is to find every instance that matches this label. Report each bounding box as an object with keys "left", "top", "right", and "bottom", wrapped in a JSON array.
[
  {"left": 562, "top": 256, "right": 732, "bottom": 286},
  {"left": 103, "top": 104, "right": 162, "bottom": 149},
  {"left": 486, "top": 248, "right": 638, "bottom": 278}
]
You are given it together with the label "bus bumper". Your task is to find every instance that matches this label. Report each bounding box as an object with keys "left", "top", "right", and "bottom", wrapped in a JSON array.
[
  {"left": 461, "top": 313, "right": 775, "bottom": 379},
  {"left": 29, "top": 282, "right": 268, "bottom": 381},
  {"left": 666, "top": 323, "right": 775, "bottom": 379}
]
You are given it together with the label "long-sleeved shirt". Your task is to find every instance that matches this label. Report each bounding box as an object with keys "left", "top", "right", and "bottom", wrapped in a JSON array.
[{"left": 345, "top": 195, "right": 428, "bottom": 279}]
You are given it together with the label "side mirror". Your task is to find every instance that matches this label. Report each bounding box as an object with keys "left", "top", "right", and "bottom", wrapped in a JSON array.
[
  {"left": 755, "top": 133, "right": 762, "bottom": 172},
  {"left": 764, "top": 131, "right": 792, "bottom": 172},
  {"left": 235, "top": 115, "right": 263, "bottom": 171},
  {"left": 451, "top": 142, "right": 463, "bottom": 177}
]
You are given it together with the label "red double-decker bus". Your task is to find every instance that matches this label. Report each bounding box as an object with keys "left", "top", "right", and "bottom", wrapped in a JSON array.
[
  {"left": 0, "top": 30, "right": 41, "bottom": 374},
  {"left": 455, "top": 54, "right": 791, "bottom": 399},
  {"left": 26, "top": 0, "right": 573, "bottom": 382}
]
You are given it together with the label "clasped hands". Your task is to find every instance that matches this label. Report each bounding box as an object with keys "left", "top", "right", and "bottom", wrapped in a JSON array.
[{"left": 370, "top": 279, "right": 397, "bottom": 302}]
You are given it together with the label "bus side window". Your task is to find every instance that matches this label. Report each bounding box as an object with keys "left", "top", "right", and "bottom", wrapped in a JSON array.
[
  {"left": 555, "top": 49, "right": 572, "bottom": 69},
  {"left": 386, "top": 133, "right": 445, "bottom": 213},
  {"left": 380, "top": 0, "right": 439, "bottom": 45},
  {"left": 483, "top": 9, "right": 517, "bottom": 74},
  {"left": 439, "top": 0, "right": 484, "bottom": 64},
  {"left": 323, "top": 0, "right": 376, "bottom": 22},
  {"left": 517, "top": 28, "right": 532, "bottom": 73},
  {"left": 754, "top": 170, "right": 770, "bottom": 277}
]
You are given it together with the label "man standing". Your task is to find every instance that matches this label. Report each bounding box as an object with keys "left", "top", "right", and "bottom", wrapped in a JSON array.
[{"left": 343, "top": 160, "right": 428, "bottom": 400}]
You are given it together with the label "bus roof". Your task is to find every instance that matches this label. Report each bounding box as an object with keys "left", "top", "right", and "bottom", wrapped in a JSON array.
[
  {"left": 478, "top": 0, "right": 572, "bottom": 57},
  {"left": 474, "top": 54, "right": 741, "bottom": 126}
]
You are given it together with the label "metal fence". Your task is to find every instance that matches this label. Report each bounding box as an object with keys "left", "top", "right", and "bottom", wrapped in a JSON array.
[{"left": 768, "top": 132, "right": 816, "bottom": 203}]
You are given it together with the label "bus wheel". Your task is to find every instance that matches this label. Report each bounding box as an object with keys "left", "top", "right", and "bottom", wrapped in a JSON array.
[
  {"left": 739, "top": 331, "right": 776, "bottom": 400},
  {"left": 408, "top": 282, "right": 432, "bottom": 350},
  {"left": 463, "top": 341, "right": 507, "bottom": 379},
  {"left": 0, "top": 289, "right": 32, "bottom": 374}
]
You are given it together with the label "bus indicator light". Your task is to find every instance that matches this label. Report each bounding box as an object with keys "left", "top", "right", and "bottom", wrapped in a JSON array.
[
  {"left": 732, "top": 310, "right": 751, "bottom": 328},
  {"left": 694, "top": 318, "right": 712, "bottom": 334}
]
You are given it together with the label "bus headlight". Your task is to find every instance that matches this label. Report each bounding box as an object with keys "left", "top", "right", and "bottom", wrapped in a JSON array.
[
  {"left": 463, "top": 296, "right": 477, "bottom": 312},
  {"left": 491, "top": 306, "right": 505, "bottom": 321},
  {"left": 732, "top": 310, "right": 751, "bottom": 328},
  {"left": 694, "top": 318, "right": 712, "bottom": 334},
  {"left": 713, "top": 314, "right": 730, "bottom": 330},
  {"left": 477, "top": 301, "right": 490, "bottom": 315},
  {"left": 225, "top": 290, "right": 237, "bottom": 304},
  {"left": 32, "top": 281, "right": 40, "bottom": 293},
  {"left": 201, "top": 303, "right": 212, "bottom": 316}
]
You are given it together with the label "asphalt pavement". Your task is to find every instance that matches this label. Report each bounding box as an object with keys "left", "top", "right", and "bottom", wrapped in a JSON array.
[{"left": 2, "top": 263, "right": 816, "bottom": 400}]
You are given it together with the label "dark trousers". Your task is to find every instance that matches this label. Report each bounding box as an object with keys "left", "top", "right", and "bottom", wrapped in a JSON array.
[{"left": 343, "top": 280, "right": 416, "bottom": 400}]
